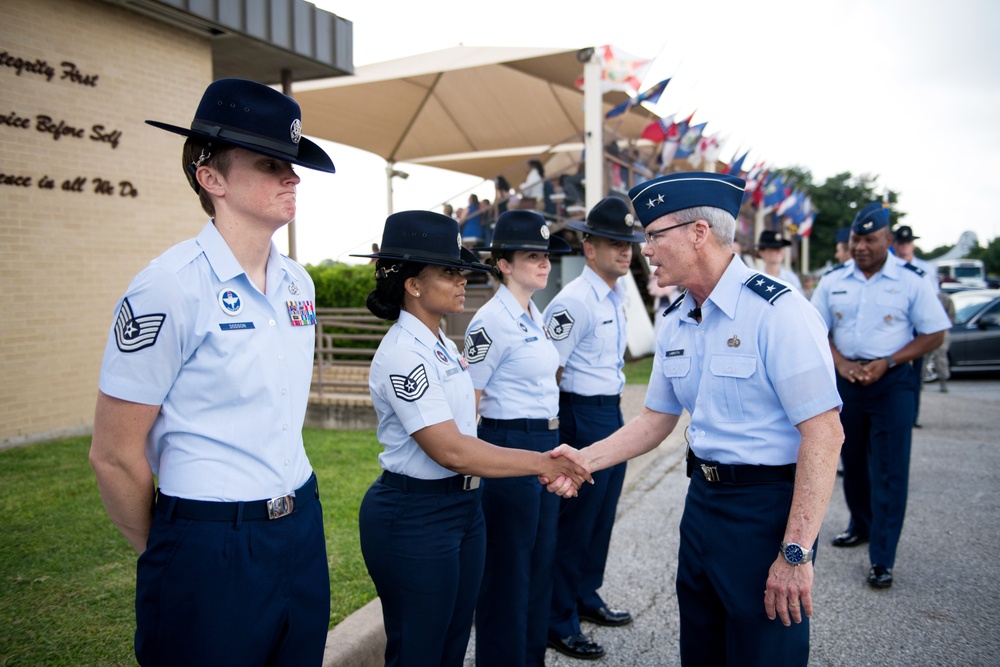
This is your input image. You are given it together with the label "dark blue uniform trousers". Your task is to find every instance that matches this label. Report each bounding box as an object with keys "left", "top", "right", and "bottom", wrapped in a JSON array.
[
  {"left": 837, "top": 363, "right": 917, "bottom": 568},
  {"left": 359, "top": 478, "right": 485, "bottom": 667},
  {"left": 135, "top": 479, "right": 330, "bottom": 667},
  {"left": 475, "top": 425, "right": 559, "bottom": 667},
  {"left": 677, "top": 473, "right": 809, "bottom": 667},
  {"left": 549, "top": 393, "right": 626, "bottom": 639}
]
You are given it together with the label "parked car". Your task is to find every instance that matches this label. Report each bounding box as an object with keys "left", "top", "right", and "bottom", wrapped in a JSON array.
[{"left": 947, "top": 289, "right": 1000, "bottom": 373}]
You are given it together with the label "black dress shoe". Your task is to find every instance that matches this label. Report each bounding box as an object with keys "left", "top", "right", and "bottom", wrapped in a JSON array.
[
  {"left": 579, "top": 605, "right": 633, "bottom": 627},
  {"left": 868, "top": 565, "right": 893, "bottom": 588},
  {"left": 547, "top": 633, "right": 605, "bottom": 660},
  {"left": 831, "top": 531, "right": 869, "bottom": 547}
]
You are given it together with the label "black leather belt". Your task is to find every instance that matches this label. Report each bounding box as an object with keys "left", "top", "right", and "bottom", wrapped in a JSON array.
[
  {"left": 156, "top": 474, "right": 318, "bottom": 521},
  {"left": 478, "top": 416, "right": 559, "bottom": 431},
  {"left": 688, "top": 454, "right": 796, "bottom": 484},
  {"left": 560, "top": 392, "right": 621, "bottom": 407},
  {"left": 379, "top": 470, "right": 481, "bottom": 493}
]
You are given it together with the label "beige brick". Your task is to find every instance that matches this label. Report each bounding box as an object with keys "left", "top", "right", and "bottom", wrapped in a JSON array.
[{"left": 1, "top": 0, "right": 212, "bottom": 445}]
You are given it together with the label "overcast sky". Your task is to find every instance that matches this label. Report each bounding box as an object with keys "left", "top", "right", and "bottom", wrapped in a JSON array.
[{"left": 288, "top": 0, "right": 1000, "bottom": 266}]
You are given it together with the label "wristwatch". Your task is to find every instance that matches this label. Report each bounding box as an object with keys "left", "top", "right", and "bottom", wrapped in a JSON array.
[
  {"left": 882, "top": 355, "right": 897, "bottom": 368},
  {"left": 780, "top": 541, "right": 814, "bottom": 566}
]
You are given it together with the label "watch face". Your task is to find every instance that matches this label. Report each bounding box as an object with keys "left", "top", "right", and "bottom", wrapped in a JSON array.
[{"left": 784, "top": 543, "right": 805, "bottom": 564}]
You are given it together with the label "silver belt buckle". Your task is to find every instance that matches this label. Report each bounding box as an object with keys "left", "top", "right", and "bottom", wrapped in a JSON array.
[
  {"left": 267, "top": 492, "right": 296, "bottom": 519},
  {"left": 463, "top": 475, "right": 481, "bottom": 491},
  {"left": 700, "top": 464, "right": 720, "bottom": 483},
  {"left": 547, "top": 417, "right": 560, "bottom": 430}
]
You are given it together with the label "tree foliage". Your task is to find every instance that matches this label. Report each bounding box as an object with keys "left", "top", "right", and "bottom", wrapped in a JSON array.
[{"left": 968, "top": 236, "right": 1000, "bottom": 277}]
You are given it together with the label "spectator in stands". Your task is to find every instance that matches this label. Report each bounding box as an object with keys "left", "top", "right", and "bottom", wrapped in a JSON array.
[
  {"left": 495, "top": 176, "right": 512, "bottom": 215},
  {"left": 460, "top": 193, "right": 484, "bottom": 247},
  {"left": 519, "top": 160, "right": 546, "bottom": 208}
]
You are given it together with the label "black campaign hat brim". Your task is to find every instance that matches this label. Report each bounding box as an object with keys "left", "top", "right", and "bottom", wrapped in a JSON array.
[
  {"left": 350, "top": 247, "right": 492, "bottom": 273},
  {"left": 471, "top": 234, "right": 573, "bottom": 254},
  {"left": 565, "top": 219, "right": 645, "bottom": 243},
  {"left": 145, "top": 120, "right": 336, "bottom": 174}
]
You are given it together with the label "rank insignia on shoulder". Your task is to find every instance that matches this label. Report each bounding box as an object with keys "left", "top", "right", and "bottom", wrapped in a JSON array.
[
  {"left": 464, "top": 328, "right": 493, "bottom": 363},
  {"left": 744, "top": 273, "right": 791, "bottom": 304},
  {"left": 903, "top": 262, "right": 926, "bottom": 277},
  {"left": 547, "top": 310, "right": 574, "bottom": 340},
  {"left": 390, "top": 365, "right": 429, "bottom": 402},
  {"left": 114, "top": 298, "right": 166, "bottom": 353}
]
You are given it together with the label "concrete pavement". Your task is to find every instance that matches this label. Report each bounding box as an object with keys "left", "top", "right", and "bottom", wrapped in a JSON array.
[{"left": 324, "top": 377, "right": 1000, "bottom": 666}]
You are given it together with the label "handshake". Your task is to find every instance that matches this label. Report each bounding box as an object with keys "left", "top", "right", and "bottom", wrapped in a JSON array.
[{"left": 538, "top": 445, "right": 593, "bottom": 498}]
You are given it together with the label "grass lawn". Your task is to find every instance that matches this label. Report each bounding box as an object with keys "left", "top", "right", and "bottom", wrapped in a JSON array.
[
  {"left": 0, "top": 363, "right": 652, "bottom": 664},
  {"left": 0, "top": 429, "right": 383, "bottom": 666},
  {"left": 624, "top": 355, "right": 654, "bottom": 385}
]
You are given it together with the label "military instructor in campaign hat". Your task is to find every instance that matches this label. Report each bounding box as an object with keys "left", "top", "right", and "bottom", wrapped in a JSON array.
[
  {"left": 543, "top": 196, "right": 645, "bottom": 661},
  {"left": 90, "top": 78, "right": 337, "bottom": 666},
  {"left": 811, "top": 203, "right": 950, "bottom": 590},
  {"left": 548, "top": 172, "right": 845, "bottom": 666}
]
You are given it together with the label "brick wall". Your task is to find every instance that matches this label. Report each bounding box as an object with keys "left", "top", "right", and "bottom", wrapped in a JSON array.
[{"left": 1, "top": 0, "right": 212, "bottom": 446}]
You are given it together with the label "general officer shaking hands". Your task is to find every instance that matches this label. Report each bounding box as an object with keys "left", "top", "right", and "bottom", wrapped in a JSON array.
[{"left": 550, "top": 172, "right": 845, "bottom": 667}]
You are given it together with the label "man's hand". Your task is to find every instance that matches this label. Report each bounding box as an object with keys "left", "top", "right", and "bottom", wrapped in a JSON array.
[
  {"left": 764, "top": 557, "right": 814, "bottom": 626},
  {"left": 539, "top": 444, "right": 592, "bottom": 497}
]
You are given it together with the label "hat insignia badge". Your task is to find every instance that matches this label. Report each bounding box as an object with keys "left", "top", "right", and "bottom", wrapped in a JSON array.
[
  {"left": 540, "top": 225, "right": 550, "bottom": 239},
  {"left": 456, "top": 233, "right": 462, "bottom": 249},
  {"left": 727, "top": 334, "right": 741, "bottom": 348},
  {"left": 289, "top": 119, "right": 302, "bottom": 144},
  {"left": 625, "top": 213, "right": 636, "bottom": 227}
]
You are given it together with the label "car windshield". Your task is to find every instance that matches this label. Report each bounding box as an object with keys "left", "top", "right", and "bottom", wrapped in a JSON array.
[{"left": 950, "top": 291, "right": 999, "bottom": 324}]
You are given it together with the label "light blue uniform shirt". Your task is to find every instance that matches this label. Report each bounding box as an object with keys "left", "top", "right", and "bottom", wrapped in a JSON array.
[
  {"left": 811, "top": 255, "right": 951, "bottom": 360},
  {"left": 464, "top": 284, "right": 559, "bottom": 419},
  {"left": 369, "top": 310, "right": 477, "bottom": 479},
  {"left": 543, "top": 266, "right": 627, "bottom": 397},
  {"left": 98, "top": 221, "right": 316, "bottom": 501},
  {"left": 645, "top": 256, "right": 842, "bottom": 466}
]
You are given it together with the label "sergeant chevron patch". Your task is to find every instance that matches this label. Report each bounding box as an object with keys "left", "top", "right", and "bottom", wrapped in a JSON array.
[
  {"left": 464, "top": 328, "right": 493, "bottom": 363},
  {"left": 390, "top": 365, "right": 430, "bottom": 402},
  {"left": 114, "top": 298, "right": 166, "bottom": 353}
]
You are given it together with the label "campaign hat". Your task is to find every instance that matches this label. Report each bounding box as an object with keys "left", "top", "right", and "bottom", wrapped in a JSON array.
[
  {"left": 756, "top": 230, "right": 792, "bottom": 249},
  {"left": 894, "top": 225, "right": 919, "bottom": 243},
  {"left": 628, "top": 172, "right": 745, "bottom": 227},
  {"left": 851, "top": 202, "right": 891, "bottom": 235},
  {"left": 146, "top": 78, "right": 336, "bottom": 175},
  {"left": 474, "top": 210, "right": 572, "bottom": 254},
  {"left": 566, "top": 196, "right": 645, "bottom": 243},
  {"left": 351, "top": 210, "right": 491, "bottom": 273}
]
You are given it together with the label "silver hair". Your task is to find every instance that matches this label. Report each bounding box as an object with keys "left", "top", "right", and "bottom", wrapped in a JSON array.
[{"left": 671, "top": 206, "right": 735, "bottom": 247}]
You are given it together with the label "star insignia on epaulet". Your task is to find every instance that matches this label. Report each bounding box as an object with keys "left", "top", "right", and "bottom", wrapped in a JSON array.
[{"left": 743, "top": 273, "right": 791, "bottom": 304}]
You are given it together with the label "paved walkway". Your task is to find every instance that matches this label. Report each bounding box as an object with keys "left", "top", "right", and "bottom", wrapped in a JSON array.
[{"left": 325, "top": 378, "right": 1000, "bottom": 666}]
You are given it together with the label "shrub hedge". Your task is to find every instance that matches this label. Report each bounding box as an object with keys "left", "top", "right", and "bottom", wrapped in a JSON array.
[{"left": 306, "top": 262, "right": 375, "bottom": 308}]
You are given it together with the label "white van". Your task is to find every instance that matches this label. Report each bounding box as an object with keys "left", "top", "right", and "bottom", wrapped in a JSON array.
[{"left": 935, "top": 259, "right": 987, "bottom": 288}]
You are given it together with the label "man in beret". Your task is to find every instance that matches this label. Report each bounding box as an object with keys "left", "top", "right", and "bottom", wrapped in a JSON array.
[
  {"left": 810, "top": 203, "right": 950, "bottom": 589},
  {"left": 89, "top": 79, "right": 337, "bottom": 666},
  {"left": 543, "top": 197, "right": 645, "bottom": 661},
  {"left": 549, "top": 173, "right": 844, "bottom": 665}
]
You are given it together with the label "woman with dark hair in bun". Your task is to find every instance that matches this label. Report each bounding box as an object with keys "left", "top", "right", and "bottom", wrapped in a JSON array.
[
  {"left": 352, "top": 211, "right": 590, "bottom": 667},
  {"left": 464, "top": 211, "right": 572, "bottom": 667}
]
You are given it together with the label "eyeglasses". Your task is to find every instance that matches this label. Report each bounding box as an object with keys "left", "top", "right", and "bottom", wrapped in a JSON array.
[{"left": 644, "top": 219, "right": 699, "bottom": 245}]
